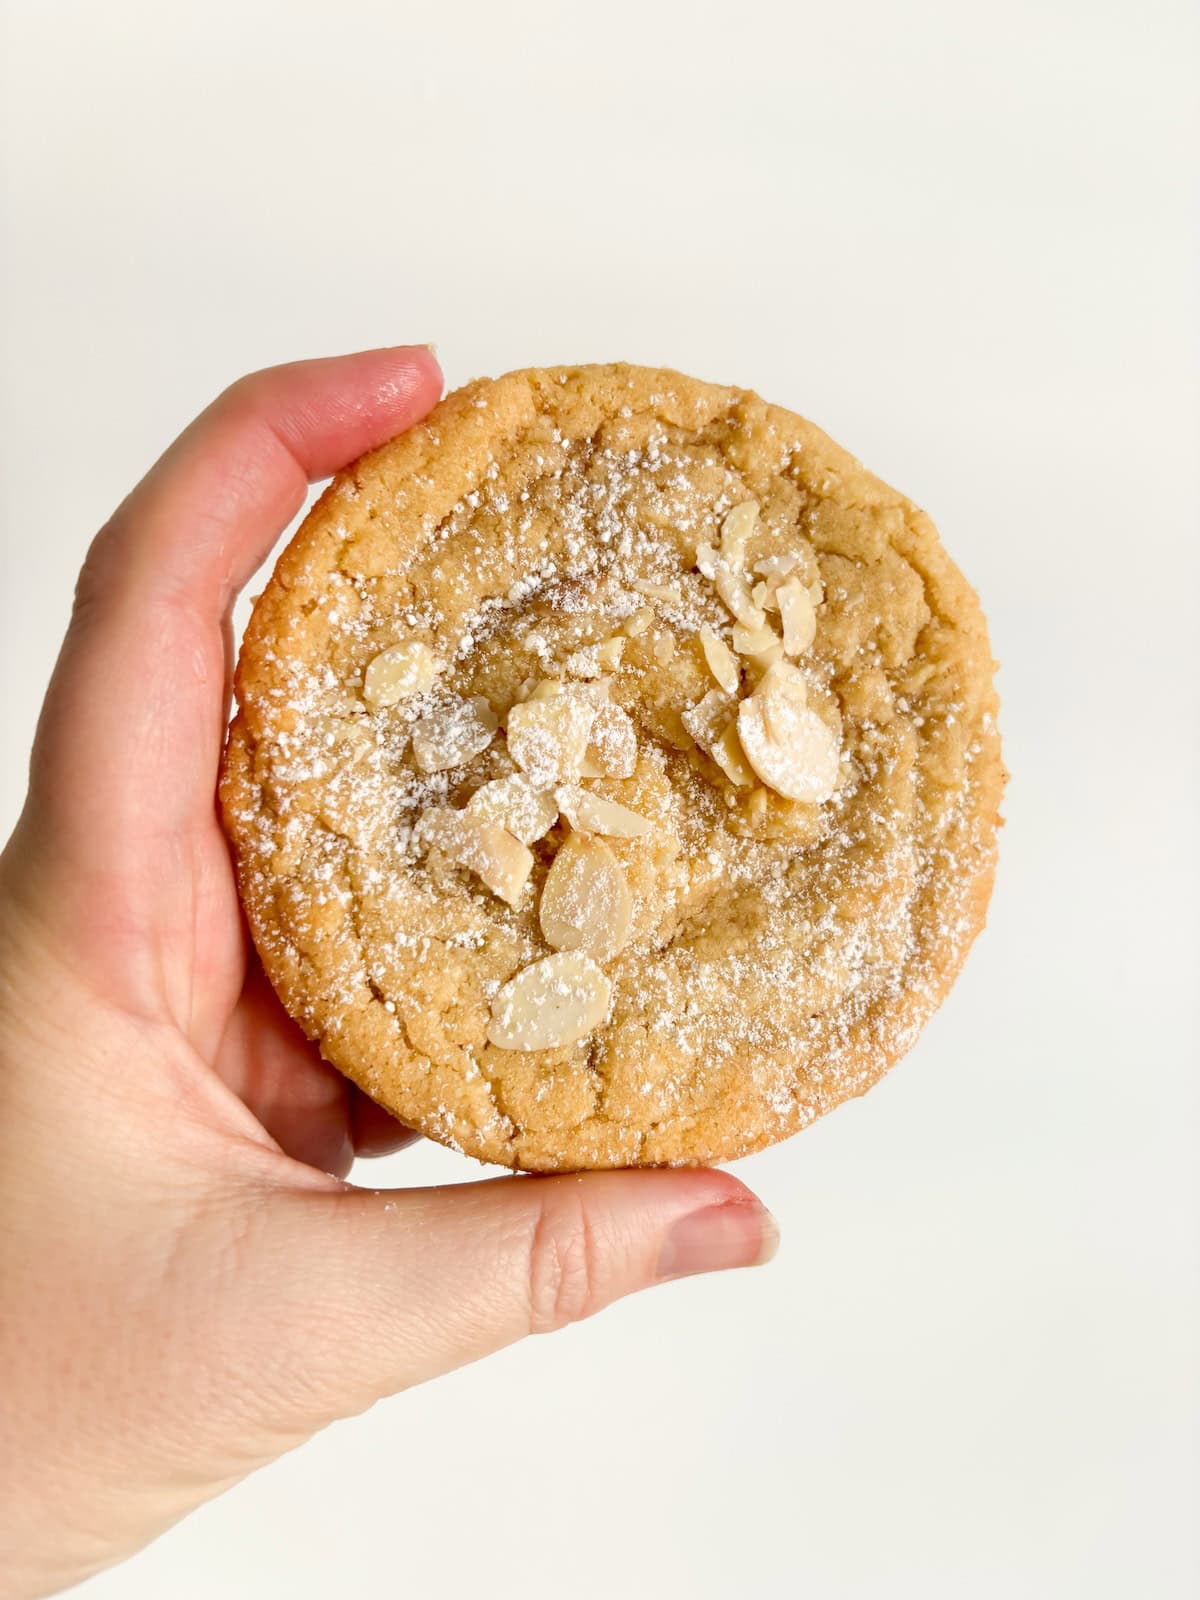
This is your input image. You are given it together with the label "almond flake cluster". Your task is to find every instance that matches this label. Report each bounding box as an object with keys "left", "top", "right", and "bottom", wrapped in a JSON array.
[{"left": 357, "top": 499, "right": 840, "bottom": 1052}]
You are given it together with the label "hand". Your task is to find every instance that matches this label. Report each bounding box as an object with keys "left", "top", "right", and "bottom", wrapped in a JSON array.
[{"left": 0, "top": 347, "right": 778, "bottom": 1597}]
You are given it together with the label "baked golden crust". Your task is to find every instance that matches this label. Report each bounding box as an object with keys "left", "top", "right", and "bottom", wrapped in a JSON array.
[{"left": 220, "top": 364, "right": 1004, "bottom": 1170}]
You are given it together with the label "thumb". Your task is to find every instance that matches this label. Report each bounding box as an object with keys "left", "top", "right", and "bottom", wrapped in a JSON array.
[{"left": 243, "top": 1169, "right": 778, "bottom": 1430}]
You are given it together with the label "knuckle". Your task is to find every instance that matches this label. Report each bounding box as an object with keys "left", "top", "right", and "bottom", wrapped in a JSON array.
[
  {"left": 216, "top": 368, "right": 272, "bottom": 425},
  {"left": 218, "top": 369, "right": 260, "bottom": 409},
  {"left": 71, "top": 520, "right": 121, "bottom": 622},
  {"left": 525, "top": 1188, "right": 602, "bottom": 1335}
]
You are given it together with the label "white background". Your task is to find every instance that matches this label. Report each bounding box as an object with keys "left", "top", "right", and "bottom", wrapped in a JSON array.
[{"left": 2, "top": 1, "right": 1197, "bottom": 1596}]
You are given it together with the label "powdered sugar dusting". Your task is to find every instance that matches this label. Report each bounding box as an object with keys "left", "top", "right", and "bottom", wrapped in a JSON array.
[{"left": 222, "top": 367, "right": 1002, "bottom": 1169}]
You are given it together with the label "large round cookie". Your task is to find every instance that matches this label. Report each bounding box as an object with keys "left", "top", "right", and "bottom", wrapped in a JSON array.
[{"left": 221, "top": 364, "right": 1004, "bottom": 1170}]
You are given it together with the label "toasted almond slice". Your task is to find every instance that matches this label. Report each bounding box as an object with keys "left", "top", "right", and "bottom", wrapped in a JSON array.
[
  {"left": 563, "top": 644, "right": 606, "bottom": 679},
  {"left": 764, "top": 657, "right": 808, "bottom": 684},
  {"left": 720, "top": 501, "right": 759, "bottom": 569},
  {"left": 323, "top": 715, "right": 374, "bottom": 761},
  {"left": 699, "top": 624, "right": 740, "bottom": 694},
  {"left": 747, "top": 639, "right": 785, "bottom": 674},
  {"left": 362, "top": 641, "right": 441, "bottom": 708},
  {"left": 695, "top": 541, "right": 720, "bottom": 579},
  {"left": 623, "top": 606, "right": 654, "bottom": 638},
  {"left": 736, "top": 680, "right": 840, "bottom": 803},
  {"left": 651, "top": 630, "right": 676, "bottom": 665},
  {"left": 565, "top": 644, "right": 626, "bottom": 681},
  {"left": 759, "top": 656, "right": 809, "bottom": 702},
  {"left": 751, "top": 581, "right": 774, "bottom": 612},
  {"left": 753, "top": 552, "right": 802, "bottom": 581},
  {"left": 526, "top": 678, "right": 566, "bottom": 702},
  {"left": 505, "top": 692, "right": 597, "bottom": 788},
  {"left": 487, "top": 950, "right": 613, "bottom": 1051},
  {"left": 418, "top": 808, "right": 533, "bottom": 905},
  {"left": 778, "top": 577, "right": 817, "bottom": 656},
  {"left": 711, "top": 722, "right": 755, "bottom": 787},
  {"left": 411, "top": 697, "right": 498, "bottom": 772},
  {"left": 572, "top": 678, "right": 612, "bottom": 707},
  {"left": 731, "top": 620, "right": 779, "bottom": 656},
  {"left": 632, "top": 579, "right": 682, "bottom": 602},
  {"left": 714, "top": 565, "right": 767, "bottom": 629},
  {"left": 682, "top": 687, "right": 736, "bottom": 753},
  {"left": 556, "top": 785, "right": 653, "bottom": 838},
  {"left": 595, "top": 636, "right": 627, "bottom": 669},
  {"left": 539, "top": 834, "right": 632, "bottom": 963},
  {"left": 466, "top": 774, "right": 559, "bottom": 845},
  {"left": 587, "top": 700, "right": 638, "bottom": 778},
  {"left": 760, "top": 668, "right": 809, "bottom": 740}
]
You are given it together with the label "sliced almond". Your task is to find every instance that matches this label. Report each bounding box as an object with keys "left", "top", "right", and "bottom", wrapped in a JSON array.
[
  {"left": 555, "top": 786, "right": 652, "bottom": 838},
  {"left": 753, "top": 552, "right": 802, "bottom": 582},
  {"left": 710, "top": 721, "right": 755, "bottom": 787},
  {"left": 587, "top": 700, "right": 638, "bottom": 778},
  {"left": 699, "top": 625, "right": 740, "bottom": 694},
  {"left": 573, "top": 678, "right": 612, "bottom": 706},
  {"left": 595, "top": 636, "right": 627, "bottom": 669},
  {"left": 752, "top": 553, "right": 821, "bottom": 617},
  {"left": 564, "top": 645, "right": 626, "bottom": 681},
  {"left": 731, "top": 620, "right": 779, "bottom": 657},
  {"left": 736, "top": 677, "right": 840, "bottom": 803},
  {"left": 758, "top": 656, "right": 809, "bottom": 711},
  {"left": 761, "top": 678, "right": 808, "bottom": 743},
  {"left": 745, "top": 786, "right": 769, "bottom": 823},
  {"left": 563, "top": 644, "right": 606, "bottom": 679},
  {"left": 682, "top": 688, "right": 736, "bottom": 753},
  {"left": 720, "top": 501, "right": 759, "bottom": 569},
  {"left": 746, "top": 639, "right": 785, "bottom": 674},
  {"left": 632, "top": 579, "right": 682, "bottom": 602},
  {"left": 362, "top": 641, "right": 442, "bottom": 708},
  {"left": 778, "top": 577, "right": 817, "bottom": 656},
  {"left": 623, "top": 606, "right": 654, "bottom": 638},
  {"left": 418, "top": 808, "right": 533, "bottom": 905},
  {"left": 486, "top": 950, "right": 613, "bottom": 1052},
  {"left": 539, "top": 834, "right": 632, "bottom": 963},
  {"left": 526, "top": 678, "right": 566, "bottom": 702},
  {"left": 651, "top": 630, "right": 676, "bottom": 665},
  {"left": 505, "top": 692, "right": 596, "bottom": 788},
  {"left": 695, "top": 541, "right": 720, "bottom": 580},
  {"left": 466, "top": 774, "right": 558, "bottom": 845},
  {"left": 714, "top": 565, "right": 767, "bottom": 629},
  {"left": 411, "top": 697, "right": 498, "bottom": 772}
]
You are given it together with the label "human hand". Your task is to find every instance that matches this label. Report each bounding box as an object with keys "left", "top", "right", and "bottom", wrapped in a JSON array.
[{"left": 0, "top": 347, "right": 778, "bottom": 1597}]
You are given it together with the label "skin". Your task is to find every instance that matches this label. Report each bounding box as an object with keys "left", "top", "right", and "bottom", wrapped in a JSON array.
[{"left": 0, "top": 347, "right": 777, "bottom": 1598}]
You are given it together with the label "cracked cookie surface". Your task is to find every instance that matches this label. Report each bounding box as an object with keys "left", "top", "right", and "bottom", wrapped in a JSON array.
[{"left": 220, "top": 363, "right": 1004, "bottom": 1170}]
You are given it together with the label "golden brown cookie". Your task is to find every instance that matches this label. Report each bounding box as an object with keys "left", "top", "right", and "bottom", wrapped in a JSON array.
[{"left": 220, "top": 364, "right": 1004, "bottom": 1171}]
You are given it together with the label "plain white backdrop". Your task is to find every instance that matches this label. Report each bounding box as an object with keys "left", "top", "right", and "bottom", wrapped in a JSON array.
[{"left": 1, "top": 1, "right": 1197, "bottom": 1596}]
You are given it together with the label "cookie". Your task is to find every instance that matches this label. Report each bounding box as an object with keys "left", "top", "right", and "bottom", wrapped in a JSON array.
[{"left": 220, "top": 364, "right": 1004, "bottom": 1170}]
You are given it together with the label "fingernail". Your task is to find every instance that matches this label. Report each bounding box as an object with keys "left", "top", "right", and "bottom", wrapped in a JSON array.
[{"left": 657, "top": 1199, "right": 780, "bottom": 1281}]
